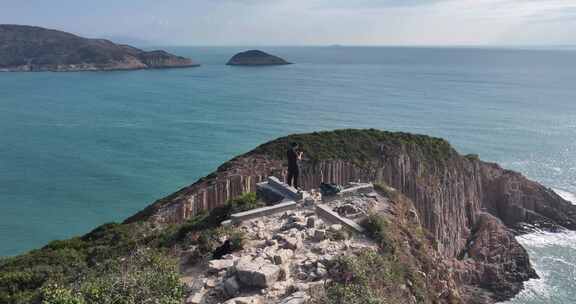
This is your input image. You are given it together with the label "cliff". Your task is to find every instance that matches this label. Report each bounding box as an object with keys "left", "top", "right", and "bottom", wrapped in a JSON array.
[
  {"left": 0, "top": 24, "right": 199, "bottom": 72},
  {"left": 126, "top": 129, "right": 576, "bottom": 302},
  {"left": 3, "top": 129, "right": 574, "bottom": 303},
  {"left": 226, "top": 50, "right": 291, "bottom": 66}
]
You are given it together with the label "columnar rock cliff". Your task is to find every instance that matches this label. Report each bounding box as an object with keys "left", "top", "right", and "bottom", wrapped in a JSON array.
[
  {"left": 126, "top": 129, "right": 576, "bottom": 302},
  {"left": 0, "top": 24, "right": 199, "bottom": 71}
]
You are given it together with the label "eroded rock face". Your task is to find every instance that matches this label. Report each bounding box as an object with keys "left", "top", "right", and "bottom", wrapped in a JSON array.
[
  {"left": 0, "top": 24, "right": 199, "bottom": 71},
  {"left": 455, "top": 213, "right": 538, "bottom": 301},
  {"left": 226, "top": 50, "right": 291, "bottom": 66},
  {"left": 127, "top": 129, "right": 576, "bottom": 301}
]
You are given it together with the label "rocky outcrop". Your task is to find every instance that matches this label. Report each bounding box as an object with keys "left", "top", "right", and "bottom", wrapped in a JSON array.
[
  {"left": 455, "top": 213, "right": 538, "bottom": 302},
  {"left": 126, "top": 129, "right": 576, "bottom": 302},
  {"left": 226, "top": 50, "right": 291, "bottom": 66},
  {"left": 0, "top": 24, "right": 199, "bottom": 72}
]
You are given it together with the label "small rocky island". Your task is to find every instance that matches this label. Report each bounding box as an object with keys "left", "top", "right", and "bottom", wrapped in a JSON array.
[
  {"left": 0, "top": 24, "right": 199, "bottom": 72},
  {"left": 227, "top": 50, "right": 291, "bottom": 66}
]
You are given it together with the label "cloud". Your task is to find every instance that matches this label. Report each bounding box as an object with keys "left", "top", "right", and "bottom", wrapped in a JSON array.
[
  {"left": 1, "top": 0, "right": 576, "bottom": 45},
  {"left": 311, "top": 0, "right": 446, "bottom": 9}
]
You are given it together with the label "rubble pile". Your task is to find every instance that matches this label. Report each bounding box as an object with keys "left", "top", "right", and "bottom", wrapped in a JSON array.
[{"left": 181, "top": 185, "right": 383, "bottom": 304}]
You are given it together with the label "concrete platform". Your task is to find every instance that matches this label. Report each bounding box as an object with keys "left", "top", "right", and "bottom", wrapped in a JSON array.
[
  {"left": 257, "top": 182, "right": 285, "bottom": 204},
  {"left": 315, "top": 204, "right": 365, "bottom": 234},
  {"left": 337, "top": 183, "right": 374, "bottom": 196},
  {"left": 266, "top": 176, "right": 303, "bottom": 201},
  {"left": 230, "top": 201, "right": 298, "bottom": 224}
]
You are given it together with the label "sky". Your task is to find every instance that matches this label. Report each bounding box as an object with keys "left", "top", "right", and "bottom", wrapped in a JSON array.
[{"left": 2, "top": 0, "right": 576, "bottom": 46}]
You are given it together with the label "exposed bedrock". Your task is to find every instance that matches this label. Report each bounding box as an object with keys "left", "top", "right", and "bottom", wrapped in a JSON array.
[
  {"left": 454, "top": 213, "right": 538, "bottom": 302},
  {"left": 125, "top": 129, "right": 576, "bottom": 301}
]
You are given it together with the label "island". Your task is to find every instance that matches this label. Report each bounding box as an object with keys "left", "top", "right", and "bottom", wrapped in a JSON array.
[
  {"left": 0, "top": 24, "right": 199, "bottom": 72},
  {"left": 2, "top": 129, "right": 575, "bottom": 304},
  {"left": 226, "top": 49, "right": 292, "bottom": 66}
]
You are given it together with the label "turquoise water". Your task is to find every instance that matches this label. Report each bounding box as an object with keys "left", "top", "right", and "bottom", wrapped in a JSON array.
[{"left": 1, "top": 47, "right": 576, "bottom": 302}]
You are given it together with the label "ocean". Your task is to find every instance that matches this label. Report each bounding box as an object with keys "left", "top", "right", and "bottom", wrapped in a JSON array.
[{"left": 1, "top": 46, "right": 575, "bottom": 302}]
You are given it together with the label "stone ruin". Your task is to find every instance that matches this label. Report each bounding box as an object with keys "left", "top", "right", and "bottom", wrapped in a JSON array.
[{"left": 181, "top": 177, "right": 389, "bottom": 304}]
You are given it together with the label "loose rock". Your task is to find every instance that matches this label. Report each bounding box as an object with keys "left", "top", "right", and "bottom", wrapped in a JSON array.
[{"left": 235, "top": 260, "right": 281, "bottom": 288}]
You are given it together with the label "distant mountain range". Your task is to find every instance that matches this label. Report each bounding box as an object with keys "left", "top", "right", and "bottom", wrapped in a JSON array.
[{"left": 0, "top": 25, "right": 199, "bottom": 72}]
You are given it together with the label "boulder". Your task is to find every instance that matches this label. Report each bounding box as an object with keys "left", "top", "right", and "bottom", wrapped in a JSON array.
[
  {"left": 279, "top": 291, "right": 310, "bottom": 304},
  {"left": 335, "top": 204, "right": 361, "bottom": 216},
  {"left": 329, "top": 224, "right": 343, "bottom": 232},
  {"left": 315, "top": 263, "right": 328, "bottom": 278},
  {"left": 235, "top": 260, "right": 281, "bottom": 288},
  {"left": 185, "top": 290, "right": 206, "bottom": 304},
  {"left": 208, "top": 259, "right": 235, "bottom": 273},
  {"left": 280, "top": 235, "right": 303, "bottom": 250},
  {"left": 224, "top": 296, "right": 264, "bottom": 304},
  {"left": 273, "top": 249, "right": 294, "bottom": 265},
  {"left": 313, "top": 230, "right": 327, "bottom": 242},
  {"left": 224, "top": 276, "right": 241, "bottom": 298},
  {"left": 306, "top": 217, "right": 316, "bottom": 229}
]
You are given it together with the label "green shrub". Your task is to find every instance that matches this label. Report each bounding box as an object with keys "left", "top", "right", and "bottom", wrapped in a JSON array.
[
  {"left": 0, "top": 193, "right": 259, "bottom": 303},
  {"left": 41, "top": 285, "right": 84, "bottom": 304},
  {"left": 464, "top": 154, "right": 480, "bottom": 161},
  {"left": 318, "top": 250, "right": 408, "bottom": 304},
  {"left": 362, "top": 214, "right": 396, "bottom": 254},
  {"left": 248, "top": 129, "right": 456, "bottom": 165},
  {"left": 41, "top": 249, "right": 184, "bottom": 304},
  {"left": 0, "top": 222, "right": 150, "bottom": 304},
  {"left": 228, "top": 192, "right": 261, "bottom": 213},
  {"left": 164, "top": 192, "right": 260, "bottom": 246},
  {"left": 373, "top": 183, "right": 400, "bottom": 201}
]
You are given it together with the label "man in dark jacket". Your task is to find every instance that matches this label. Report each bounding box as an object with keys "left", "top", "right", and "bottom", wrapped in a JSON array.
[{"left": 287, "top": 142, "right": 303, "bottom": 189}]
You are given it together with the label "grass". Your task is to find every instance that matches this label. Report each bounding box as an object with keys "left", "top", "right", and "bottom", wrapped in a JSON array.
[
  {"left": 246, "top": 129, "right": 457, "bottom": 166},
  {"left": 0, "top": 222, "right": 150, "bottom": 304},
  {"left": 319, "top": 250, "right": 409, "bottom": 304},
  {"left": 40, "top": 249, "right": 184, "bottom": 304},
  {"left": 362, "top": 214, "right": 397, "bottom": 255}
]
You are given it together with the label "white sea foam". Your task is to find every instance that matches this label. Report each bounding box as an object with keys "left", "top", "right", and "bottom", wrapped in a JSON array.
[
  {"left": 505, "top": 230, "right": 576, "bottom": 303},
  {"left": 552, "top": 188, "right": 576, "bottom": 205},
  {"left": 516, "top": 230, "right": 576, "bottom": 249},
  {"left": 505, "top": 188, "right": 576, "bottom": 303}
]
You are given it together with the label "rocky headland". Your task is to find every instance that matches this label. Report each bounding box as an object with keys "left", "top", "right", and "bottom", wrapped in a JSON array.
[
  {"left": 2, "top": 129, "right": 575, "bottom": 304},
  {"left": 227, "top": 50, "right": 291, "bottom": 66},
  {"left": 0, "top": 24, "right": 199, "bottom": 72}
]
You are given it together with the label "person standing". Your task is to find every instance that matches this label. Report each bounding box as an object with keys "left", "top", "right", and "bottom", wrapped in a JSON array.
[{"left": 287, "top": 142, "right": 303, "bottom": 189}]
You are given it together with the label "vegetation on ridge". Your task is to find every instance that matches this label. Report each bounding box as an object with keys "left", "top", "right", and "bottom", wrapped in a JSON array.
[
  {"left": 246, "top": 129, "right": 457, "bottom": 165},
  {"left": 40, "top": 249, "right": 184, "bottom": 304},
  {"left": 0, "top": 192, "right": 259, "bottom": 304}
]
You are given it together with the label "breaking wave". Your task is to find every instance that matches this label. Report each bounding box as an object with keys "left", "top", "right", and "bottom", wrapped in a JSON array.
[{"left": 504, "top": 189, "right": 576, "bottom": 303}]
